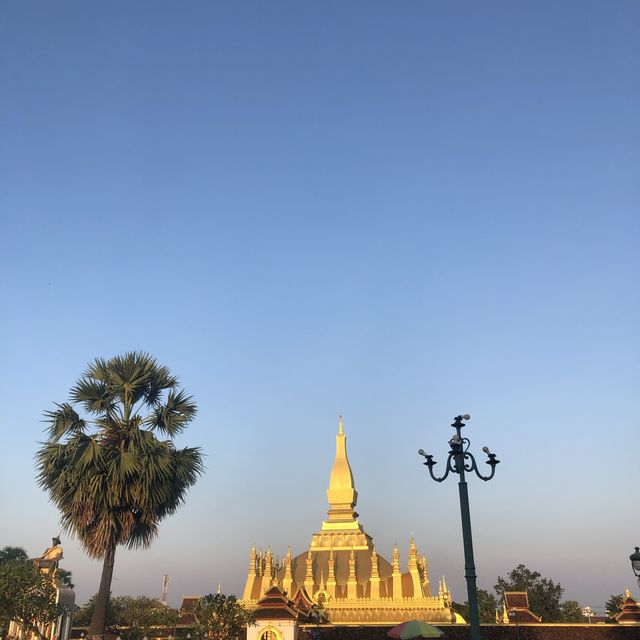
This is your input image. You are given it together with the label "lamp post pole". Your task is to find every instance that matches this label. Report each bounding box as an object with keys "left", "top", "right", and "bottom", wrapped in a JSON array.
[
  {"left": 630, "top": 547, "right": 640, "bottom": 589},
  {"left": 508, "top": 611, "right": 521, "bottom": 640},
  {"left": 418, "top": 414, "right": 500, "bottom": 640}
]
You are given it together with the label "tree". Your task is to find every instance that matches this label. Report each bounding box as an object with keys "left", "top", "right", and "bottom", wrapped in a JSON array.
[
  {"left": 35, "top": 352, "right": 204, "bottom": 639},
  {"left": 111, "top": 596, "right": 179, "bottom": 640},
  {"left": 73, "top": 594, "right": 116, "bottom": 628},
  {"left": 605, "top": 594, "right": 624, "bottom": 621},
  {"left": 0, "top": 559, "right": 63, "bottom": 639},
  {"left": 193, "top": 593, "right": 256, "bottom": 640},
  {"left": 560, "top": 600, "right": 583, "bottom": 622},
  {"left": 495, "top": 564, "right": 564, "bottom": 622},
  {"left": 453, "top": 589, "right": 498, "bottom": 623},
  {"left": 0, "top": 546, "right": 28, "bottom": 564},
  {"left": 74, "top": 595, "right": 179, "bottom": 640},
  {"left": 56, "top": 568, "right": 75, "bottom": 589}
]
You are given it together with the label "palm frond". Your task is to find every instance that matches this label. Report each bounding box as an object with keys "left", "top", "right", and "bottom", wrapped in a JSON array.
[
  {"left": 70, "top": 378, "right": 115, "bottom": 416},
  {"left": 144, "top": 390, "right": 197, "bottom": 436},
  {"left": 43, "top": 403, "right": 86, "bottom": 440}
]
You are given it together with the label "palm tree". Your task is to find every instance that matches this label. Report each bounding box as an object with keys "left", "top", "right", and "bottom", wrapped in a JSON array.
[{"left": 35, "top": 352, "right": 204, "bottom": 639}]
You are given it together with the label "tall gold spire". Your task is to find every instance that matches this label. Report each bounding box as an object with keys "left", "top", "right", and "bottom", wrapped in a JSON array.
[{"left": 324, "top": 415, "right": 359, "bottom": 527}]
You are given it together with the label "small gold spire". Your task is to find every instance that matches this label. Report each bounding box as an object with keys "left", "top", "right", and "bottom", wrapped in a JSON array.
[
  {"left": 392, "top": 544, "right": 400, "bottom": 573},
  {"left": 338, "top": 414, "right": 344, "bottom": 434},
  {"left": 371, "top": 545, "right": 379, "bottom": 579}
]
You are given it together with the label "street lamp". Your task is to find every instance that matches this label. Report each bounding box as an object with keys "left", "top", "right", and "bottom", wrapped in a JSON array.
[
  {"left": 630, "top": 547, "right": 640, "bottom": 589},
  {"left": 418, "top": 414, "right": 499, "bottom": 640},
  {"left": 508, "top": 610, "right": 521, "bottom": 640},
  {"left": 582, "top": 606, "right": 594, "bottom": 623}
]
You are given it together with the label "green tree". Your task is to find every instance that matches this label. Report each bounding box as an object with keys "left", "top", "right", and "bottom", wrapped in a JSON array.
[
  {"left": 560, "top": 600, "right": 583, "bottom": 622},
  {"left": 0, "top": 559, "right": 63, "bottom": 639},
  {"left": 74, "top": 595, "right": 179, "bottom": 640},
  {"left": 495, "top": 564, "right": 564, "bottom": 622},
  {"left": 193, "top": 593, "right": 256, "bottom": 640},
  {"left": 56, "top": 568, "right": 75, "bottom": 589},
  {"left": 73, "top": 594, "right": 114, "bottom": 628},
  {"left": 0, "top": 546, "right": 28, "bottom": 564},
  {"left": 605, "top": 594, "right": 624, "bottom": 621},
  {"left": 111, "top": 596, "right": 179, "bottom": 640},
  {"left": 35, "top": 352, "right": 204, "bottom": 639},
  {"left": 452, "top": 589, "right": 498, "bottom": 623}
]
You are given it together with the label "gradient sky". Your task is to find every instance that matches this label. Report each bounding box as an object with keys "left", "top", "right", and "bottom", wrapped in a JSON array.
[{"left": 1, "top": 0, "right": 639, "bottom": 615}]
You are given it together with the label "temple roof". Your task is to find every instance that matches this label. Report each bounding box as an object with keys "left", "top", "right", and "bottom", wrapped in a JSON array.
[
  {"left": 613, "top": 591, "right": 640, "bottom": 625},
  {"left": 503, "top": 592, "right": 542, "bottom": 623},
  {"left": 253, "top": 586, "right": 312, "bottom": 621}
]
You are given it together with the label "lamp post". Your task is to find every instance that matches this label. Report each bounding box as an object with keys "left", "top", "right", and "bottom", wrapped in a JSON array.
[
  {"left": 418, "top": 414, "right": 499, "bottom": 640},
  {"left": 630, "top": 547, "right": 640, "bottom": 589},
  {"left": 508, "top": 610, "right": 521, "bottom": 640}
]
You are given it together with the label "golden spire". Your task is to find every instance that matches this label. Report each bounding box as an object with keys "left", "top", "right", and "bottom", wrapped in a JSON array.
[
  {"left": 371, "top": 545, "right": 379, "bottom": 579},
  {"left": 304, "top": 548, "right": 315, "bottom": 594},
  {"left": 248, "top": 545, "right": 257, "bottom": 576},
  {"left": 324, "top": 415, "right": 359, "bottom": 527},
  {"left": 392, "top": 544, "right": 400, "bottom": 573},
  {"left": 283, "top": 552, "right": 291, "bottom": 577},
  {"left": 264, "top": 546, "right": 273, "bottom": 581},
  {"left": 305, "top": 549, "right": 314, "bottom": 581}
]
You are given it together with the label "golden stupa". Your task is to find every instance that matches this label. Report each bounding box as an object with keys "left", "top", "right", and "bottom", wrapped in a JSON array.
[{"left": 241, "top": 417, "right": 457, "bottom": 625}]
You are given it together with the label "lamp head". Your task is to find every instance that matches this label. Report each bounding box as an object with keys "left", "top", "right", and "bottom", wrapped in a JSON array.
[
  {"left": 631, "top": 547, "right": 640, "bottom": 575},
  {"left": 418, "top": 449, "right": 426, "bottom": 456}
]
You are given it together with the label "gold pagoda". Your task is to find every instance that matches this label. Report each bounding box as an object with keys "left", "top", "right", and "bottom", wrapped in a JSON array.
[{"left": 241, "top": 417, "right": 457, "bottom": 625}]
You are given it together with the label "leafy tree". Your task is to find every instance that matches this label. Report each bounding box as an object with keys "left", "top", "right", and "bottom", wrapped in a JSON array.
[
  {"left": 0, "top": 559, "right": 63, "bottom": 639},
  {"left": 111, "top": 596, "right": 179, "bottom": 640},
  {"left": 193, "top": 593, "right": 256, "bottom": 640},
  {"left": 452, "top": 589, "right": 498, "bottom": 623},
  {"left": 57, "top": 568, "right": 75, "bottom": 589},
  {"left": 560, "top": 600, "right": 583, "bottom": 622},
  {"left": 495, "top": 564, "right": 564, "bottom": 622},
  {"left": 73, "top": 594, "right": 113, "bottom": 628},
  {"left": 605, "top": 594, "right": 624, "bottom": 621},
  {"left": 74, "top": 594, "right": 179, "bottom": 640},
  {"left": 0, "top": 546, "right": 28, "bottom": 564},
  {"left": 35, "top": 352, "right": 204, "bottom": 639}
]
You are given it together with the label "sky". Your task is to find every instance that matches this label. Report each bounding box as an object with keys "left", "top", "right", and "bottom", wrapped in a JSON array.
[{"left": 1, "top": 0, "right": 639, "bottom": 616}]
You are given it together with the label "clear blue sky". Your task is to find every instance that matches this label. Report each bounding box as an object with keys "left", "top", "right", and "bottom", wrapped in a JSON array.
[{"left": 1, "top": 1, "right": 638, "bottom": 614}]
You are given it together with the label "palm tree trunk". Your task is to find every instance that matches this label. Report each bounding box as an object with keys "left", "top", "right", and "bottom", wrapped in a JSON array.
[{"left": 88, "top": 546, "right": 116, "bottom": 638}]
